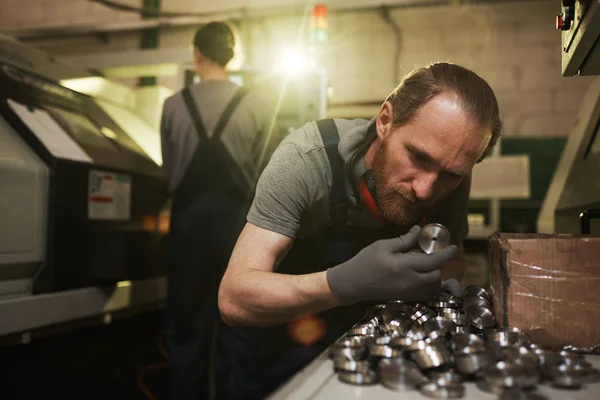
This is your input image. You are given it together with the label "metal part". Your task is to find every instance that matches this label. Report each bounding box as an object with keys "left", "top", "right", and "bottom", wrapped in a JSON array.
[
  {"left": 368, "top": 336, "right": 402, "bottom": 358},
  {"left": 411, "top": 343, "right": 453, "bottom": 369},
  {"left": 411, "top": 308, "right": 436, "bottom": 325},
  {"left": 332, "top": 358, "right": 371, "bottom": 374},
  {"left": 551, "top": 370, "right": 586, "bottom": 388},
  {"left": 418, "top": 223, "right": 451, "bottom": 254},
  {"left": 455, "top": 350, "right": 494, "bottom": 375},
  {"left": 423, "top": 317, "right": 457, "bottom": 340},
  {"left": 466, "top": 305, "right": 496, "bottom": 330},
  {"left": 498, "top": 389, "right": 549, "bottom": 400},
  {"left": 419, "top": 381, "right": 465, "bottom": 398},
  {"left": 441, "top": 311, "right": 467, "bottom": 327},
  {"left": 499, "top": 347, "right": 539, "bottom": 368},
  {"left": 348, "top": 324, "right": 376, "bottom": 336},
  {"left": 451, "top": 333, "right": 484, "bottom": 352},
  {"left": 484, "top": 361, "right": 540, "bottom": 389},
  {"left": 476, "top": 377, "right": 504, "bottom": 394},
  {"left": 463, "top": 286, "right": 490, "bottom": 301},
  {"left": 428, "top": 369, "right": 463, "bottom": 386},
  {"left": 329, "top": 337, "right": 368, "bottom": 360},
  {"left": 462, "top": 296, "right": 491, "bottom": 310},
  {"left": 337, "top": 370, "right": 378, "bottom": 385},
  {"left": 488, "top": 329, "right": 529, "bottom": 348},
  {"left": 379, "top": 358, "right": 428, "bottom": 391}
]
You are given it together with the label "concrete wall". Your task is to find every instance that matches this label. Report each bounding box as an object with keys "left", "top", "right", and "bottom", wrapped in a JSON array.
[{"left": 2, "top": 0, "right": 596, "bottom": 137}]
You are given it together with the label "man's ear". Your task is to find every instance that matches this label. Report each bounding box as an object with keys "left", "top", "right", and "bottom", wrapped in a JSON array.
[
  {"left": 194, "top": 48, "right": 203, "bottom": 64},
  {"left": 376, "top": 101, "right": 393, "bottom": 141}
]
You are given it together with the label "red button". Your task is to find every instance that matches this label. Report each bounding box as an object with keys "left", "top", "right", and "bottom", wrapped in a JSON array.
[{"left": 556, "top": 14, "right": 564, "bottom": 30}]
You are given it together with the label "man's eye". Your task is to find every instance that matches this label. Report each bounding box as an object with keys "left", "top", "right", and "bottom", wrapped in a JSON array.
[{"left": 412, "top": 153, "right": 427, "bottom": 165}]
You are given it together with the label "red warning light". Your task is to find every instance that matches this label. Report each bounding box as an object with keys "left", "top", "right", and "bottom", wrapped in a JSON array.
[{"left": 311, "top": 4, "right": 328, "bottom": 42}]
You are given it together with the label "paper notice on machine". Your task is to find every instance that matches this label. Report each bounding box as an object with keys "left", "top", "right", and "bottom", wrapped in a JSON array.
[{"left": 489, "top": 233, "right": 600, "bottom": 349}]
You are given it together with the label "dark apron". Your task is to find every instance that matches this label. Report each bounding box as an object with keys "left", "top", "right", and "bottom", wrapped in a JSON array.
[
  {"left": 216, "top": 119, "right": 409, "bottom": 399},
  {"left": 166, "top": 86, "right": 252, "bottom": 400}
]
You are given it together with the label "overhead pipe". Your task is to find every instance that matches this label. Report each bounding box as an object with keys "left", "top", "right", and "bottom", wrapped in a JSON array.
[{"left": 8, "top": 0, "right": 530, "bottom": 41}]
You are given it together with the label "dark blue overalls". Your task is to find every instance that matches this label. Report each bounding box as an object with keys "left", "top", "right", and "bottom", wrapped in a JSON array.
[
  {"left": 167, "top": 87, "right": 253, "bottom": 400},
  {"left": 216, "top": 119, "right": 409, "bottom": 399}
]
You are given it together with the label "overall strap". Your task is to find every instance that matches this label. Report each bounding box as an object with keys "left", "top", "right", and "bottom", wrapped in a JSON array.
[
  {"left": 316, "top": 119, "right": 348, "bottom": 227},
  {"left": 181, "top": 87, "right": 208, "bottom": 141},
  {"left": 182, "top": 85, "right": 249, "bottom": 141}
]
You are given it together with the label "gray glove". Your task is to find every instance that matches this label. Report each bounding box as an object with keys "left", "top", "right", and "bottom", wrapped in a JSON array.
[
  {"left": 441, "top": 278, "right": 463, "bottom": 297},
  {"left": 326, "top": 226, "right": 458, "bottom": 305}
]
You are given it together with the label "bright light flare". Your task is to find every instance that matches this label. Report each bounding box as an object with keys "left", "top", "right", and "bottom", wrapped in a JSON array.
[{"left": 279, "top": 47, "right": 312, "bottom": 74}]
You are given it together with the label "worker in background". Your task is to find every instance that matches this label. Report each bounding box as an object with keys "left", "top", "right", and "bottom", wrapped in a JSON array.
[
  {"left": 160, "top": 21, "right": 278, "bottom": 400},
  {"left": 217, "top": 62, "right": 502, "bottom": 399}
]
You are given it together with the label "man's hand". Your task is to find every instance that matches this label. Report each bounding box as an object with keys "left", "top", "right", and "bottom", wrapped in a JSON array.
[{"left": 326, "top": 226, "right": 457, "bottom": 305}]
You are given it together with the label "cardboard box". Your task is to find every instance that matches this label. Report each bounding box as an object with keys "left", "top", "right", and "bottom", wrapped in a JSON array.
[{"left": 489, "top": 232, "right": 600, "bottom": 349}]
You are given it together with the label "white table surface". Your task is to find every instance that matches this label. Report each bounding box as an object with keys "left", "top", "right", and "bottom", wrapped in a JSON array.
[{"left": 270, "top": 351, "right": 600, "bottom": 400}]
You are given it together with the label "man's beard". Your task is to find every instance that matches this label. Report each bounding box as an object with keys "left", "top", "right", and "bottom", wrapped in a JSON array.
[{"left": 371, "top": 141, "right": 427, "bottom": 226}]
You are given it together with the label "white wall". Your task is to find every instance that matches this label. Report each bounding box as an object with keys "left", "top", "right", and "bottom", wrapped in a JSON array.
[{"left": 2, "top": 0, "right": 595, "bottom": 137}]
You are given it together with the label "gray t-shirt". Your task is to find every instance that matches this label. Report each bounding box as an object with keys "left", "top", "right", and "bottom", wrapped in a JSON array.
[
  {"left": 160, "top": 80, "right": 278, "bottom": 192},
  {"left": 247, "top": 118, "right": 470, "bottom": 244}
]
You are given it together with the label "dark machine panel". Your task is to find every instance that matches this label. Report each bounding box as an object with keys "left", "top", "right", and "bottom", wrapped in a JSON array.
[{"left": 0, "top": 64, "right": 168, "bottom": 293}]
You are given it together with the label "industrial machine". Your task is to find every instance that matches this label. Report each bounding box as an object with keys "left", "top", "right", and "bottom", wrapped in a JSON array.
[
  {"left": 0, "top": 35, "right": 169, "bottom": 340},
  {"left": 557, "top": 0, "right": 600, "bottom": 76},
  {"left": 537, "top": 76, "right": 600, "bottom": 234}
]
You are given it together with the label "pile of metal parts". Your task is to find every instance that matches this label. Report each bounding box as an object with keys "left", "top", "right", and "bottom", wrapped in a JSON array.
[{"left": 329, "top": 286, "right": 600, "bottom": 398}]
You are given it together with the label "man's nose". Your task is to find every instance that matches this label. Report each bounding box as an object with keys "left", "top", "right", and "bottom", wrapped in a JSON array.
[{"left": 412, "top": 172, "right": 437, "bottom": 200}]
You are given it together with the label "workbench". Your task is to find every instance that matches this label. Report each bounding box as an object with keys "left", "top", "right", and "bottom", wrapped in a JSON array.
[{"left": 270, "top": 350, "right": 600, "bottom": 400}]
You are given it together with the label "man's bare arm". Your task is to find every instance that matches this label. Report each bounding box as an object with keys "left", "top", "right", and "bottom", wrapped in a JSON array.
[{"left": 218, "top": 222, "right": 341, "bottom": 327}]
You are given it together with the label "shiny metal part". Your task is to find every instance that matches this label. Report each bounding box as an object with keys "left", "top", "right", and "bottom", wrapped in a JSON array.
[
  {"left": 379, "top": 358, "right": 428, "bottom": 391},
  {"left": 419, "top": 382, "right": 465, "bottom": 399},
  {"left": 406, "top": 326, "right": 428, "bottom": 341},
  {"left": 423, "top": 316, "right": 457, "bottom": 340},
  {"left": 463, "top": 286, "right": 490, "bottom": 301},
  {"left": 389, "top": 336, "right": 413, "bottom": 350},
  {"left": 435, "top": 292, "right": 462, "bottom": 304},
  {"left": 476, "top": 377, "right": 505, "bottom": 394},
  {"left": 466, "top": 305, "right": 496, "bottom": 330},
  {"left": 451, "top": 333, "right": 484, "bottom": 351},
  {"left": 488, "top": 328, "right": 530, "bottom": 347},
  {"left": 498, "top": 389, "right": 549, "bottom": 400},
  {"left": 551, "top": 370, "right": 586, "bottom": 388},
  {"left": 418, "top": 223, "right": 451, "bottom": 254},
  {"left": 442, "top": 311, "right": 468, "bottom": 327},
  {"left": 411, "top": 343, "right": 453, "bottom": 369},
  {"left": 369, "top": 344, "right": 402, "bottom": 358},
  {"left": 332, "top": 358, "right": 371, "bottom": 374},
  {"left": 462, "top": 296, "right": 492, "bottom": 310},
  {"left": 533, "top": 348, "right": 560, "bottom": 368},
  {"left": 499, "top": 347, "right": 539, "bottom": 368},
  {"left": 329, "top": 336, "right": 368, "bottom": 360},
  {"left": 455, "top": 350, "right": 494, "bottom": 375},
  {"left": 484, "top": 361, "right": 540, "bottom": 389},
  {"left": 428, "top": 301, "right": 458, "bottom": 309},
  {"left": 348, "top": 324, "right": 376, "bottom": 336},
  {"left": 412, "top": 308, "right": 436, "bottom": 325},
  {"left": 428, "top": 369, "right": 463, "bottom": 386},
  {"left": 337, "top": 370, "right": 378, "bottom": 385}
]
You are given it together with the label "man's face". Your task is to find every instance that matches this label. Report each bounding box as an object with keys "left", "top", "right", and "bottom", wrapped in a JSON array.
[{"left": 372, "top": 94, "right": 488, "bottom": 226}]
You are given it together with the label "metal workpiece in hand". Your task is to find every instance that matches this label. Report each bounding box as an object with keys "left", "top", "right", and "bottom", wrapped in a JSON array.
[
  {"left": 418, "top": 223, "right": 451, "bottom": 254},
  {"left": 326, "top": 225, "right": 458, "bottom": 305}
]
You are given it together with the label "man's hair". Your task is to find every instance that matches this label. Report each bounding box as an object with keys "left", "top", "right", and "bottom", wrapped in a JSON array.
[
  {"left": 193, "top": 21, "right": 235, "bottom": 67},
  {"left": 385, "top": 62, "right": 502, "bottom": 162}
]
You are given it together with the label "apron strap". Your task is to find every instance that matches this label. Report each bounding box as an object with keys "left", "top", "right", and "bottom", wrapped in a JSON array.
[
  {"left": 316, "top": 119, "right": 348, "bottom": 227},
  {"left": 182, "top": 85, "right": 250, "bottom": 141}
]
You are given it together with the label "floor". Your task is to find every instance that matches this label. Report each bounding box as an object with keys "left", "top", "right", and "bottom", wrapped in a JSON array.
[{"left": 0, "top": 311, "right": 170, "bottom": 400}]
